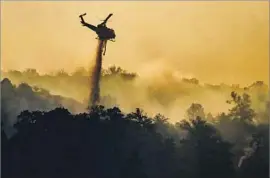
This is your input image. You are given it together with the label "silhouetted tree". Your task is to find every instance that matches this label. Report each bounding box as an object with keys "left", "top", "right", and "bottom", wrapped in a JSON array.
[
  {"left": 227, "top": 92, "right": 256, "bottom": 123},
  {"left": 178, "top": 116, "right": 235, "bottom": 178},
  {"left": 186, "top": 103, "right": 206, "bottom": 120}
]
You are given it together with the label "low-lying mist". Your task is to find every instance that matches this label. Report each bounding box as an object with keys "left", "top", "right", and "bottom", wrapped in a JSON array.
[
  {"left": 1, "top": 78, "right": 86, "bottom": 138},
  {"left": 1, "top": 66, "right": 269, "bottom": 124}
]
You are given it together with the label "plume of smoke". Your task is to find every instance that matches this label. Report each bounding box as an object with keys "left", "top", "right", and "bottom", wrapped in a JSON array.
[
  {"left": 237, "top": 138, "right": 259, "bottom": 168},
  {"left": 88, "top": 40, "right": 104, "bottom": 108}
]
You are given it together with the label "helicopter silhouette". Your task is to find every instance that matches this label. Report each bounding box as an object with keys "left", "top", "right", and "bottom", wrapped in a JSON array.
[{"left": 79, "top": 13, "right": 116, "bottom": 55}]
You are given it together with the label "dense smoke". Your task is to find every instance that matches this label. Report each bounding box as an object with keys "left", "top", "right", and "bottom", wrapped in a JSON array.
[
  {"left": 2, "top": 67, "right": 269, "bottom": 124},
  {"left": 88, "top": 40, "right": 104, "bottom": 108}
]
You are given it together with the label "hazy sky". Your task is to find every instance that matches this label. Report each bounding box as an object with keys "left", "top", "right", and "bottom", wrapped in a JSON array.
[{"left": 1, "top": 1, "right": 269, "bottom": 86}]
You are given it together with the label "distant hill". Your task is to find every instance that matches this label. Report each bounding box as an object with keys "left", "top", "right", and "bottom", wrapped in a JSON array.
[{"left": 1, "top": 78, "right": 85, "bottom": 138}]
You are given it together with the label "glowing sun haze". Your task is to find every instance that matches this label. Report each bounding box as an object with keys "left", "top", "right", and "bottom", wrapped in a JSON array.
[{"left": 1, "top": 1, "right": 269, "bottom": 86}]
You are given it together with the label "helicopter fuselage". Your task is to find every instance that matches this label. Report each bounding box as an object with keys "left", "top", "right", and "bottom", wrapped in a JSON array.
[
  {"left": 96, "top": 25, "right": 116, "bottom": 41},
  {"left": 81, "top": 22, "right": 115, "bottom": 41}
]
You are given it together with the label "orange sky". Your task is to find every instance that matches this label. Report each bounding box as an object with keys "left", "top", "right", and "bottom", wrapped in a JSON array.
[{"left": 1, "top": 1, "right": 269, "bottom": 86}]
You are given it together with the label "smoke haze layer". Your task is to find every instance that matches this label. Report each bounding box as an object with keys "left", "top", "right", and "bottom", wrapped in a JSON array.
[{"left": 2, "top": 68, "right": 269, "bottom": 124}]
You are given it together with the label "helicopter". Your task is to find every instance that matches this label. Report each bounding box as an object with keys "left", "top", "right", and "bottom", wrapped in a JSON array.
[{"left": 79, "top": 13, "right": 116, "bottom": 55}]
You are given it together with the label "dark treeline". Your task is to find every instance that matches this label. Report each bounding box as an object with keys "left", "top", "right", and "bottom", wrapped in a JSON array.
[
  {"left": 2, "top": 90, "right": 269, "bottom": 178},
  {"left": 1, "top": 66, "right": 137, "bottom": 79},
  {"left": 1, "top": 66, "right": 137, "bottom": 88}
]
